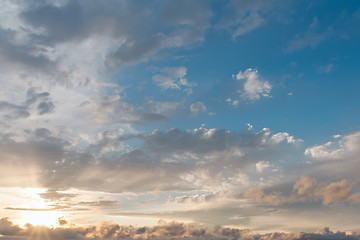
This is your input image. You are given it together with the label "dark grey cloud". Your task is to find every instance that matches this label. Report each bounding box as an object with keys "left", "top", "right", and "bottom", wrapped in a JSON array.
[
  {"left": 0, "top": 88, "right": 54, "bottom": 121},
  {"left": 1, "top": 218, "right": 359, "bottom": 240},
  {"left": 141, "top": 127, "right": 274, "bottom": 154},
  {"left": 0, "top": 28, "right": 55, "bottom": 71},
  {"left": 0, "top": 128, "right": 192, "bottom": 193},
  {"left": 20, "top": 0, "right": 212, "bottom": 70},
  {"left": 0, "top": 101, "right": 30, "bottom": 120}
]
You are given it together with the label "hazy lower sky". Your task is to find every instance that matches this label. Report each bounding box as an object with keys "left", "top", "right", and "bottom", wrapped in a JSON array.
[{"left": 0, "top": 1, "right": 360, "bottom": 239}]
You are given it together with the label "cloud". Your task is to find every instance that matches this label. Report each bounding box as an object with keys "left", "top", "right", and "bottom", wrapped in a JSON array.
[
  {"left": 317, "top": 63, "right": 334, "bottom": 73},
  {"left": 293, "top": 176, "right": 317, "bottom": 199},
  {"left": 0, "top": 87, "right": 54, "bottom": 120},
  {"left": 153, "top": 66, "right": 196, "bottom": 92},
  {"left": 2, "top": 218, "right": 358, "bottom": 240},
  {"left": 20, "top": 0, "right": 212, "bottom": 70},
  {"left": 243, "top": 187, "right": 285, "bottom": 205},
  {"left": 190, "top": 102, "right": 207, "bottom": 115},
  {"left": 292, "top": 177, "right": 354, "bottom": 205},
  {"left": 234, "top": 68, "right": 272, "bottom": 101},
  {"left": 255, "top": 161, "right": 270, "bottom": 173},
  {"left": 285, "top": 18, "right": 331, "bottom": 52},
  {"left": 321, "top": 180, "right": 352, "bottom": 205},
  {"left": 269, "top": 132, "right": 303, "bottom": 144},
  {"left": 216, "top": 0, "right": 275, "bottom": 39},
  {"left": 168, "top": 192, "right": 216, "bottom": 204},
  {"left": 226, "top": 98, "right": 240, "bottom": 108},
  {"left": 0, "top": 125, "right": 300, "bottom": 194},
  {"left": 305, "top": 131, "right": 360, "bottom": 160},
  {"left": 243, "top": 176, "right": 357, "bottom": 206}
]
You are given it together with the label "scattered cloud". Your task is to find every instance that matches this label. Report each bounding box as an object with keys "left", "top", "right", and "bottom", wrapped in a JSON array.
[
  {"left": 317, "top": 63, "right": 334, "bottom": 73},
  {"left": 285, "top": 18, "right": 331, "bottom": 52},
  {"left": 190, "top": 102, "right": 207, "bottom": 115},
  {"left": 153, "top": 66, "right": 196, "bottom": 92},
  {"left": 256, "top": 161, "right": 270, "bottom": 173},
  {"left": 234, "top": 68, "right": 272, "bottom": 101},
  {"left": 226, "top": 98, "right": 240, "bottom": 107},
  {"left": 216, "top": 0, "right": 275, "bottom": 39}
]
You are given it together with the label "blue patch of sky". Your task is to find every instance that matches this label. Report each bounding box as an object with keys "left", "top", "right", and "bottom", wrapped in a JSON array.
[{"left": 110, "top": 0, "right": 360, "bottom": 146}]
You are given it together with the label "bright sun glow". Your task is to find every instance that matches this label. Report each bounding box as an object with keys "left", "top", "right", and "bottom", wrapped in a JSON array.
[
  {"left": 15, "top": 188, "right": 62, "bottom": 227},
  {"left": 22, "top": 210, "right": 60, "bottom": 227}
]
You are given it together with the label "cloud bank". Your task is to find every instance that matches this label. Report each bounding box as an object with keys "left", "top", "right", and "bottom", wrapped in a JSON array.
[{"left": 0, "top": 218, "right": 359, "bottom": 240}]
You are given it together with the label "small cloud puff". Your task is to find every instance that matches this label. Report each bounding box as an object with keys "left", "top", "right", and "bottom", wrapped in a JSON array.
[{"left": 233, "top": 68, "right": 272, "bottom": 101}]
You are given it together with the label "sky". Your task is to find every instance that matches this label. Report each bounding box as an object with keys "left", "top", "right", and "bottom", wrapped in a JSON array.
[{"left": 0, "top": 0, "right": 360, "bottom": 239}]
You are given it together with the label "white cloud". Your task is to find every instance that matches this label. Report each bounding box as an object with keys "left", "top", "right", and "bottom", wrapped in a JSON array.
[
  {"left": 269, "top": 132, "right": 303, "bottom": 144},
  {"left": 234, "top": 68, "right": 272, "bottom": 101},
  {"left": 190, "top": 102, "right": 207, "bottom": 115},
  {"left": 153, "top": 66, "right": 196, "bottom": 91},
  {"left": 226, "top": 98, "right": 240, "bottom": 107},
  {"left": 305, "top": 131, "right": 360, "bottom": 160},
  {"left": 256, "top": 161, "right": 270, "bottom": 173}
]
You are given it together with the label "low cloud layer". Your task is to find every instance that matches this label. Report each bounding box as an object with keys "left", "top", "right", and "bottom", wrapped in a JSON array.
[{"left": 0, "top": 218, "right": 359, "bottom": 240}]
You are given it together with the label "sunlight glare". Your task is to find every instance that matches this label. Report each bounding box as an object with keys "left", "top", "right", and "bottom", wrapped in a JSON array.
[{"left": 22, "top": 210, "right": 60, "bottom": 227}]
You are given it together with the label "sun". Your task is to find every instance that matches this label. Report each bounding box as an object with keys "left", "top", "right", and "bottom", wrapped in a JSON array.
[{"left": 21, "top": 210, "right": 60, "bottom": 227}]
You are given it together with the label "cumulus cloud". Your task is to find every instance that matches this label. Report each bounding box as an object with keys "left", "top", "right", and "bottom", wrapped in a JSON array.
[
  {"left": 0, "top": 125, "right": 301, "bottom": 194},
  {"left": 243, "top": 187, "right": 285, "bottom": 205},
  {"left": 293, "top": 176, "right": 317, "bottom": 199},
  {"left": 243, "top": 177, "right": 357, "bottom": 206},
  {"left": 0, "top": 218, "right": 359, "bottom": 240},
  {"left": 269, "top": 132, "right": 303, "bottom": 144},
  {"left": 292, "top": 177, "right": 354, "bottom": 205},
  {"left": 321, "top": 180, "right": 352, "bottom": 205},
  {"left": 305, "top": 131, "right": 360, "bottom": 160},
  {"left": 234, "top": 68, "right": 272, "bottom": 101}
]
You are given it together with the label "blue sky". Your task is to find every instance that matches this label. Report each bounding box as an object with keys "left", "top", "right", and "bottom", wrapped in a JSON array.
[{"left": 0, "top": 1, "right": 360, "bottom": 239}]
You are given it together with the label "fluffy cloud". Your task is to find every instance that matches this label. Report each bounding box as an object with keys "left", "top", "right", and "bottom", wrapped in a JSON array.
[
  {"left": 234, "top": 68, "right": 272, "bottom": 101},
  {"left": 292, "top": 177, "right": 354, "bottom": 205},
  {"left": 243, "top": 177, "right": 357, "bottom": 206},
  {"left": 0, "top": 125, "right": 300, "bottom": 194},
  {"left": 243, "top": 187, "right": 285, "bottom": 205},
  {"left": 305, "top": 131, "right": 360, "bottom": 160},
  {"left": 269, "top": 132, "right": 303, "bottom": 144}
]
